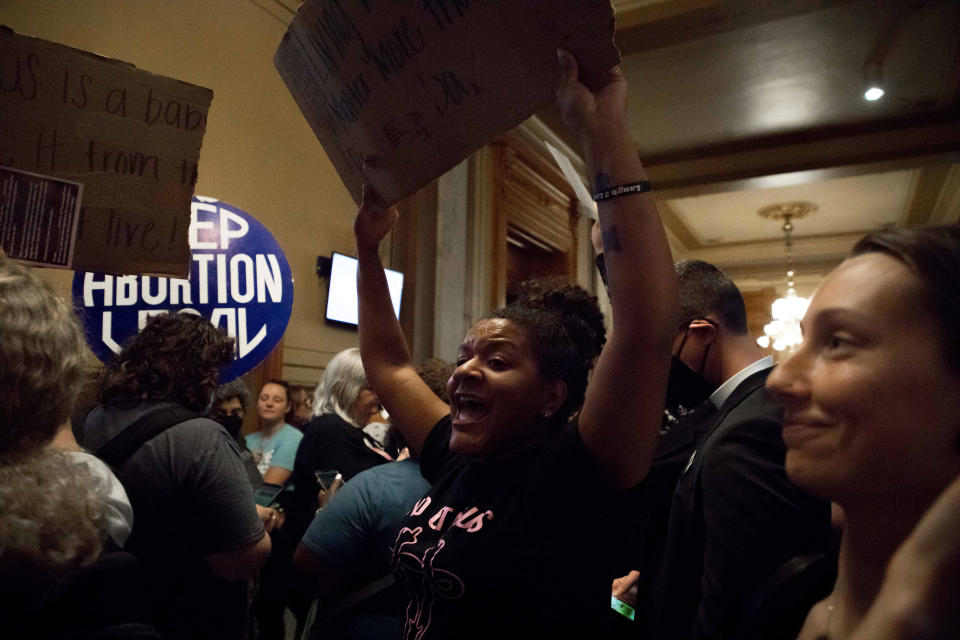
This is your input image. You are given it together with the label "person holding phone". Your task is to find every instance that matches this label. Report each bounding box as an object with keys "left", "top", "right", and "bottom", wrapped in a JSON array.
[
  {"left": 354, "top": 49, "right": 677, "bottom": 639},
  {"left": 258, "top": 352, "right": 389, "bottom": 639},
  {"left": 292, "top": 361, "right": 452, "bottom": 639},
  {"left": 288, "top": 347, "right": 392, "bottom": 536}
]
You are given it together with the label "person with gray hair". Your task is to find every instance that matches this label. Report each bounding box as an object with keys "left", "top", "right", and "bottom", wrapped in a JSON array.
[
  {"left": 288, "top": 348, "right": 391, "bottom": 528},
  {"left": 310, "top": 348, "right": 382, "bottom": 427},
  {"left": 0, "top": 257, "right": 138, "bottom": 636},
  {"left": 0, "top": 256, "right": 86, "bottom": 456}
]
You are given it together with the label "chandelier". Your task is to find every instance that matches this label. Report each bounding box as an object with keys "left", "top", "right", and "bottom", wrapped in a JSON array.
[{"left": 755, "top": 202, "right": 816, "bottom": 352}]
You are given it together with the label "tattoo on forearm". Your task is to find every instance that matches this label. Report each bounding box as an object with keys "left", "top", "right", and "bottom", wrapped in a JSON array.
[
  {"left": 593, "top": 172, "right": 611, "bottom": 191},
  {"left": 602, "top": 225, "right": 623, "bottom": 252}
]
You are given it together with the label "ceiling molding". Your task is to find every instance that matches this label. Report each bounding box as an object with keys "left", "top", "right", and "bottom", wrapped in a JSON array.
[
  {"left": 642, "top": 119, "right": 960, "bottom": 197},
  {"left": 723, "top": 256, "right": 845, "bottom": 289},
  {"left": 614, "top": 0, "right": 862, "bottom": 55},
  {"left": 683, "top": 231, "right": 863, "bottom": 267},
  {"left": 612, "top": 0, "right": 719, "bottom": 32},
  {"left": 930, "top": 164, "right": 960, "bottom": 225},
  {"left": 902, "top": 164, "right": 954, "bottom": 227},
  {"left": 657, "top": 199, "right": 703, "bottom": 251},
  {"left": 534, "top": 0, "right": 959, "bottom": 297}
]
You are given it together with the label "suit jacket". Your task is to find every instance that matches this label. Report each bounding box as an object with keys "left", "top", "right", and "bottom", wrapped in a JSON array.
[
  {"left": 627, "top": 403, "right": 717, "bottom": 609},
  {"left": 643, "top": 368, "right": 832, "bottom": 640}
]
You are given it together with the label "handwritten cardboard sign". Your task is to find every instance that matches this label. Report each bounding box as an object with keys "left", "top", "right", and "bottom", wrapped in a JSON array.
[
  {"left": 275, "top": 0, "right": 619, "bottom": 206},
  {"left": 0, "top": 27, "right": 212, "bottom": 276}
]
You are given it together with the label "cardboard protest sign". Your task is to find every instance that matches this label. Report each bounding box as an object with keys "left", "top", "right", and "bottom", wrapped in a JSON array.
[
  {"left": 0, "top": 27, "right": 211, "bottom": 276},
  {"left": 275, "top": 0, "right": 619, "bottom": 206}
]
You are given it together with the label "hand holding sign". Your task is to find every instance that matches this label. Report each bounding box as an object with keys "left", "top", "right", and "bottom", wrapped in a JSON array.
[
  {"left": 275, "top": 0, "right": 619, "bottom": 206},
  {"left": 354, "top": 185, "right": 399, "bottom": 250},
  {"left": 555, "top": 48, "right": 628, "bottom": 148}
]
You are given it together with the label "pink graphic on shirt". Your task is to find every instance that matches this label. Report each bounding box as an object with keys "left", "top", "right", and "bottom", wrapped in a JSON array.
[
  {"left": 452, "top": 506, "right": 494, "bottom": 532},
  {"left": 410, "top": 496, "right": 431, "bottom": 516},
  {"left": 392, "top": 526, "right": 466, "bottom": 640},
  {"left": 428, "top": 506, "right": 454, "bottom": 531}
]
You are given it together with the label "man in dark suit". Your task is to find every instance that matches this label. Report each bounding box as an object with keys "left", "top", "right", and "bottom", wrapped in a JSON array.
[{"left": 638, "top": 260, "right": 832, "bottom": 639}]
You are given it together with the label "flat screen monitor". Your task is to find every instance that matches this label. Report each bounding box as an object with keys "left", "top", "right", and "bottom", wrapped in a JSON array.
[{"left": 325, "top": 252, "right": 403, "bottom": 326}]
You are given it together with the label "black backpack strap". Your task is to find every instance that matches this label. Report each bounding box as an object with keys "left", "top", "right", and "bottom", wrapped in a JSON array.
[
  {"left": 95, "top": 406, "right": 200, "bottom": 469},
  {"left": 299, "top": 573, "right": 397, "bottom": 640},
  {"left": 322, "top": 573, "right": 396, "bottom": 623}
]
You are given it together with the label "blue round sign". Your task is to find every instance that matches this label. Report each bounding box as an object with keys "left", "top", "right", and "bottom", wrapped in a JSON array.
[{"left": 72, "top": 196, "right": 294, "bottom": 382}]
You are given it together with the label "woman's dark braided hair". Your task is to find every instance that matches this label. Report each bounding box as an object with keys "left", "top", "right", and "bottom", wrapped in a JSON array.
[{"left": 490, "top": 278, "right": 606, "bottom": 424}]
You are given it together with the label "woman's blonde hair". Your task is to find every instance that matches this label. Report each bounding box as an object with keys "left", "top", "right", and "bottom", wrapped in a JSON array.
[
  {"left": 312, "top": 347, "right": 368, "bottom": 427},
  {"left": 0, "top": 258, "right": 86, "bottom": 458}
]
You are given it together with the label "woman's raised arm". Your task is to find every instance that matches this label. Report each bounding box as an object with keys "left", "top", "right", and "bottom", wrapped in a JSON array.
[
  {"left": 558, "top": 49, "right": 679, "bottom": 488},
  {"left": 354, "top": 189, "right": 448, "bottom": 455}
]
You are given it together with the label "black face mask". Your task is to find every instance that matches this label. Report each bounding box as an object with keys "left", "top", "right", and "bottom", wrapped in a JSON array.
[
  {"left": 215, "top": 414, "right": 244, "bottom": 440},
  {"left": 665, "top": 319, "right": 718, "bottom": 414},
  {"left": 665, "top": 357, "right": 715, "bottom": 414}
]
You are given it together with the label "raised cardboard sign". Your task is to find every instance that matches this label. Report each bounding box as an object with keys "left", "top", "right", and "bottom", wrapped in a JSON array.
[
  {"left": 275, "top": 0, "right": 619, "bottom": 206},
  {"left": 72, "top": 196, "right": 295, "bottom": 383},
  {"left": 0, "top": 27, "right": 212, "bottom": 277}
]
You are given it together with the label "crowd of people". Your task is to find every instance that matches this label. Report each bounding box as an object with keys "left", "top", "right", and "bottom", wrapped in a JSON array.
[{"left": 2, "top": 48, "right": 959, "bottom": 640}]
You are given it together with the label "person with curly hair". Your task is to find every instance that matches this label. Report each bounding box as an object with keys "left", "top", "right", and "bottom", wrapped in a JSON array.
[
  {"left": 0, "top": 450, "right": 110, "bottom": 634},
  {"left": 0, "top": 256, "right": 154, "bottom": 638},
  {"left": 353, "top": 49, "right": 677, "bottom": 639},
  {"left": 76, "top": 313, "right": 271, "bottom": 640},
  {"left": 0, "top": 256, "right": 86, "bottom": 457},
  {"left": 210, "top": 378, "right": 268, "bottom": 491}
]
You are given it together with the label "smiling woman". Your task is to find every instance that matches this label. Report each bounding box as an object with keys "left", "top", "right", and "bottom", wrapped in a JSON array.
[
  {"left": 766, "top": 225, "right": 960, "bottom": 640},
  {"left": 352, "top": 49, "right": 678, "bottom": 640}
]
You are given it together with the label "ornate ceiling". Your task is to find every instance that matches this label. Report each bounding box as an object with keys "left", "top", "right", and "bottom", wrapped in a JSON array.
[{"left": 541, "top": 0, "right": 960, "bottom": 296}]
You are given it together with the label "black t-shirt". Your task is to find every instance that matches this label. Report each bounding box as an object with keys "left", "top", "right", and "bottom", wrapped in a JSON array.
[
  {"left": 287, "top": 413, "right": 389, "bottom": 534},
  {"left": 391, "top": 415, "right": 628, "bottom": 640}
]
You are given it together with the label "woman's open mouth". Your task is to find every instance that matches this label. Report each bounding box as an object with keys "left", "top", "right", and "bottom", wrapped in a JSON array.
[{"left": 453, "top": 392, "right": 490, "bottom": 425}]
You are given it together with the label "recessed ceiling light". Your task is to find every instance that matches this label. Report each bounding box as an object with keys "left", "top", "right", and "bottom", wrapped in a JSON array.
[{"left": 864, "top": 86, "right": 885, "bottom": 101}]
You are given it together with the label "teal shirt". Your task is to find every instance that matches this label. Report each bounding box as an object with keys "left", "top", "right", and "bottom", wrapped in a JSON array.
[{"left": 246, "top": 423, "right": 303, "bottom": 476}]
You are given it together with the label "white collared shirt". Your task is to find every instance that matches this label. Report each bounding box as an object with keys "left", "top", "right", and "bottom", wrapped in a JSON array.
[
  {"left": 708, "top": 356, "right": 774, "bottom": 410},
  {"left": 682, "top": 355, "right": 776, "bottom": 475}
]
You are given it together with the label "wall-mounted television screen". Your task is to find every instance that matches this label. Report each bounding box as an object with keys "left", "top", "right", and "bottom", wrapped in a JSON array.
[{"left": 325, "top": 252, "right": 403, "bottom": 326}]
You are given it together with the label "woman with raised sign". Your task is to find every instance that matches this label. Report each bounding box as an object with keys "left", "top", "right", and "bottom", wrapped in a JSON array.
[{"left": 353, "top": 50, "right": 677, "bottom": 638}]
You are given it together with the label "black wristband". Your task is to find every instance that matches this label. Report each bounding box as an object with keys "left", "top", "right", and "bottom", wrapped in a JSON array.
[{"left": 592, "top": 181, "right": 652, "bottom": 201}]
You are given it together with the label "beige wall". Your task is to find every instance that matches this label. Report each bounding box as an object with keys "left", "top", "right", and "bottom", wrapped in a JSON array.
[{"left": 3, "top": 0, "right": 374, "bottom": 385}]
